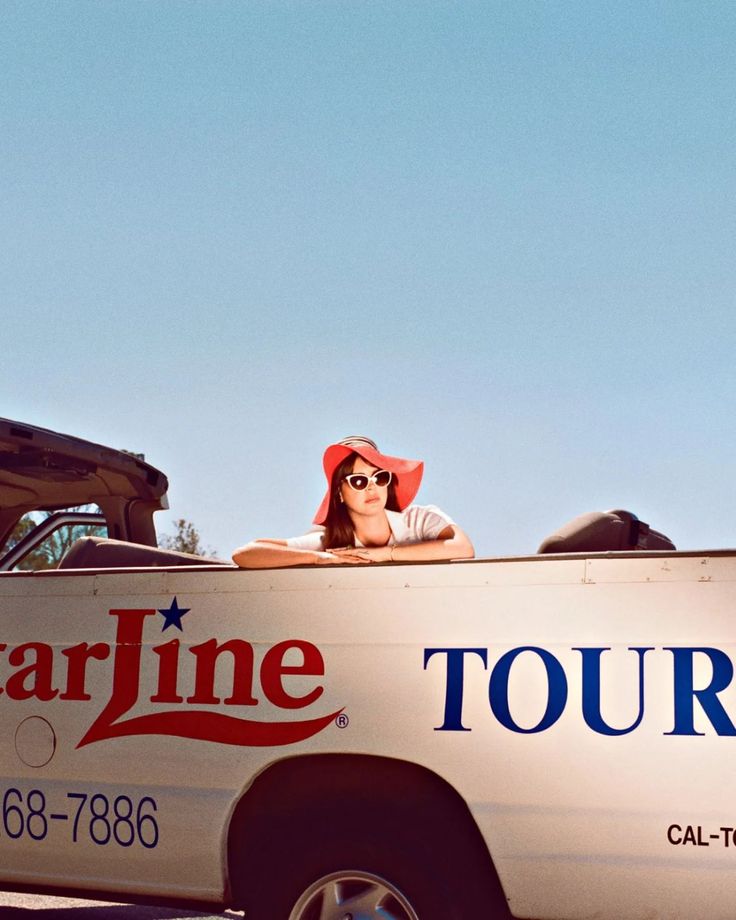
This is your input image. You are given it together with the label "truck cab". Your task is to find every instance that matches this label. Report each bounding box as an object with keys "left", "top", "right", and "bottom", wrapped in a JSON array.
[{"left": 1, "top": 418, "right": 733, "bottom": 920}]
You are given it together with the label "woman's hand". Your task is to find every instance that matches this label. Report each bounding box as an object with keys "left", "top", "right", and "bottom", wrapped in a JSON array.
[
  {"left": 327, "top": 526, "right": 475, "bottom": 565},
  {"left": 314, "top": 549, "right": 364, "bottom": 565},
  {"left": 329, "top": 546, "right": 392, "bottom": 563}
]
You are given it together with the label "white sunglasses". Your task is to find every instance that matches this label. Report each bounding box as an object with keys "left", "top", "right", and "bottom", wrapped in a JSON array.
[{"left": 342, "top": 470, "right": 393, "bottom": 492}]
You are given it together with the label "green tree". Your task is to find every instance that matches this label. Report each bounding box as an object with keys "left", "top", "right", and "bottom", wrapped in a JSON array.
[
  {"left": 8, "top": 515, "right": 35, "bottom": 547},
  {"left": 159, "top": 518, "right": 217, "bottom": 558},
  {"left": 8, "top": 507, "right": 105, "bottom": 570}
]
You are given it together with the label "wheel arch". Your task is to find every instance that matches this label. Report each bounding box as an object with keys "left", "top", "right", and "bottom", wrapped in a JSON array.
[{"left": 225, "top": 752, "right": 509, "bottom": 914}]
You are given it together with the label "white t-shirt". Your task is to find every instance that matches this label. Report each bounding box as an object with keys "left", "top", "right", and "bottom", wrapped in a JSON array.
[{"left": 285, "top": 504, "right": 455, "bottom": 552}]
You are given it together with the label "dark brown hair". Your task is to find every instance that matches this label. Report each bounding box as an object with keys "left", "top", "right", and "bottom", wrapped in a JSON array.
[{"left": 322, "top": 452, "right": 400, "bottom": 549}]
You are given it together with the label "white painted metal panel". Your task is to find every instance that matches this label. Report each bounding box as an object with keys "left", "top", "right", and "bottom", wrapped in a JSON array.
[{"left": 0, "top": 554, "right": 734, "bottom": 917}]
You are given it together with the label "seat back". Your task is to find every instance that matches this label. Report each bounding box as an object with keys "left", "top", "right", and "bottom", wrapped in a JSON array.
[
  {"left": 538, "top": 509, "right": 675, "bottom": 554},
  {"left": 59, "top": 536, "right": 233, "bottom": 569}
]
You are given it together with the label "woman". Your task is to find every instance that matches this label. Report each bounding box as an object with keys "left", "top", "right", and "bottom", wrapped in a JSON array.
[{"left": 232, "top": 436, "right": 474, "bottom": 568}]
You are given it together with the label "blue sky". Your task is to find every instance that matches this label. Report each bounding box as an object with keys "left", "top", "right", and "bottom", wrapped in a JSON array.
[{"left": 2, "top": 1, "right": 735, "bottom": 558}]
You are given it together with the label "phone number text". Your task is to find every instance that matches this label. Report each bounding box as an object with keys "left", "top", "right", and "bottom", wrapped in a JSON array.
[{"left": 1, "top": 788, "right": 159, "bottom": 848}]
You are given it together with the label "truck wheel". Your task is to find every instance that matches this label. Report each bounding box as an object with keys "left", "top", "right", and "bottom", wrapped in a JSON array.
[
  {"left": 289, "top": 869, "right": 419, "bottom": 920},
  {"left": 242, "top": 804, "right": 503, "bottom": 920}
]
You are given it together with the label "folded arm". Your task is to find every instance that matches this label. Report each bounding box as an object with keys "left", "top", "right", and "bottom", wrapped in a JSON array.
[
  {"left": 330, "top": 525, "right": 475, "bottom": 564},
  {"left": 232, "top": 539, "right": 364, "bottom": 569}
]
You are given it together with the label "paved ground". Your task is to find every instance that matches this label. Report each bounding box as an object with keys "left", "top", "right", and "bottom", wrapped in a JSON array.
[{"left": 0, "top": 894, "right": 242, "bottom": 919}]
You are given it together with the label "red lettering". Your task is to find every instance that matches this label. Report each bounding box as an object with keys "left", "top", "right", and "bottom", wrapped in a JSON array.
[
  {"left": 260, "top": 640, "right": 324, "bottom": 710},
  {"left": 78, "top": 608, "right": 156, "bottom": 747},
  {"left": 151, "top": 639, "right": 183, "bottom": 703},
  {"left": 71, "top": 609, "right": 340, "bottom": 750},
  {"left": 187, "top": 639, "right": 257, "bottom": 705},
  {"left": 60, "top": 642, "right": 110, "bottom": 700},
  {"left": 6, "top": 643, "right": 58, "bottom": 701}
]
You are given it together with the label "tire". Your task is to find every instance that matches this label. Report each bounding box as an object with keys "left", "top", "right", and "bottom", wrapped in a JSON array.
[
  {"left": 240, "top": 800, "right": 507, "bottom": 920},
  {"left": 288, "top": 869, "right": 420, "bottom": 920}
]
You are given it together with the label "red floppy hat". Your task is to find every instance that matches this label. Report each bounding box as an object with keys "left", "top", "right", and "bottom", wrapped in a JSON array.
[{"left": 313, "top": 436, "right": 424, "bottom": 525}]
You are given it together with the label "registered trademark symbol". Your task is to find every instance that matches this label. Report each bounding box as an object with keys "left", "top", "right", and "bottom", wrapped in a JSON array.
[{"left": 335, "top": 713, "right": 349, "bottom": 729}]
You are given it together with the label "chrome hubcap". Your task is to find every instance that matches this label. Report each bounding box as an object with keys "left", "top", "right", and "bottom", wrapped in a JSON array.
[{"left": 289, "top": 870, "right": 420, "bottom": 920}]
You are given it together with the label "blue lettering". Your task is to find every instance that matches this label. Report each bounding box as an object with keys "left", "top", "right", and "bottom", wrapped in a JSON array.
[
  {"left": 423, "top": 648, "right": 487, "bottom": 731},
  {"left": 424, "top": 644, "right": 736, "bottom": 738},
  {"left": 666, "top": 647, "right": 736, "bottom": 736},
  {"left": 576, "top": 647, "right": 653, "bottom": 736},
  {"left": 489, "top": 647, "right": 567, "bottom": 733}
]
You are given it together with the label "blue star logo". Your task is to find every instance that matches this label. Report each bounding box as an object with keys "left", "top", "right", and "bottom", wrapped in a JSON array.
[{"left": 158, "top": 597, "right": 190, "bottom": 632}]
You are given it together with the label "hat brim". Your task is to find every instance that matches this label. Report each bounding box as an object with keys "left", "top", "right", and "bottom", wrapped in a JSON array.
[{"left": 313, "top": 443, "right": 424, "bottom": 525}]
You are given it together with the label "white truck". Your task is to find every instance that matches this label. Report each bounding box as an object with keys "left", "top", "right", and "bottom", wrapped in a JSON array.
[{"left": 0, "top": 418, "right": 733, "bottom": 920}]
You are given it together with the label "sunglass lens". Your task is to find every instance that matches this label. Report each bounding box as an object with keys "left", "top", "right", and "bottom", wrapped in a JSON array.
[
  {"left": 347, "top": 475, "right": 369, "bottom": 490},
  {"left": 374, "top": 470, "right": 392, "bottom": 487}
]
